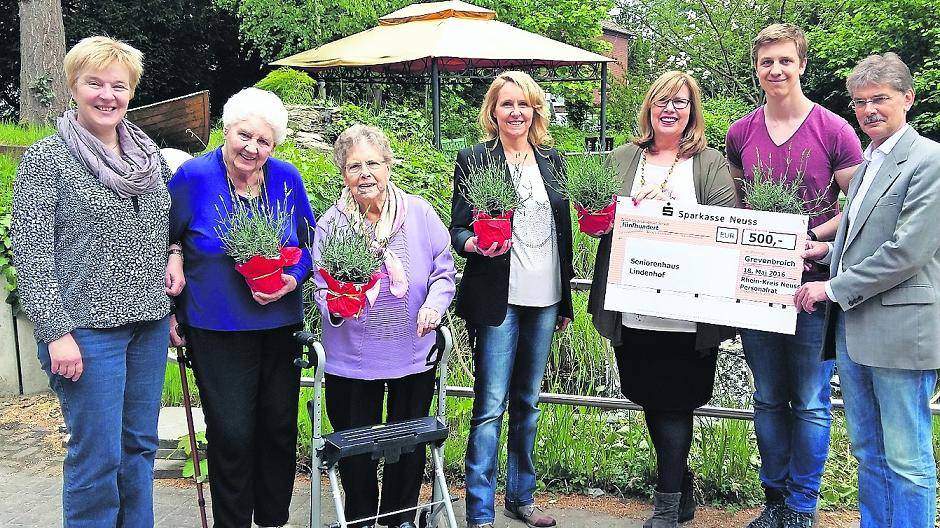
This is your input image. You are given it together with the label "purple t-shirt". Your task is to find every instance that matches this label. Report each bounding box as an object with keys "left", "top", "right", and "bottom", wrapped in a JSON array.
[{"left": 726, "top": 104, "right": 863, "bottom": 281}]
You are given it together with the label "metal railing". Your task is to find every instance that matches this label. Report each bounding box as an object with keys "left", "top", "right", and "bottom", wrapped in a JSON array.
[{"left": 301, "top": 276, "right": 940, "bottom": 418}]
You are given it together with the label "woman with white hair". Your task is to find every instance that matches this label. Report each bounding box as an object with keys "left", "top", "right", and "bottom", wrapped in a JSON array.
[
  {"left": 168, "top": 87, "right": 316, "bottom": 528},
  {"left": 12, "top": 35, "right": 182, "bottom": 526}
]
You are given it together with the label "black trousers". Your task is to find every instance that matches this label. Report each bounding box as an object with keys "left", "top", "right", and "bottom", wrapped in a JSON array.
[
  {"left": 325, "top": 368, "right": 437, "bottom": 528},
  {"left": 184, "top": 323, "right": 302, "bottom": 528}
]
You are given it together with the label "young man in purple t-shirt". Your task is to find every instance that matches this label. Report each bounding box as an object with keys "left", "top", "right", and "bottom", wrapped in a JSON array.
[{"left": 725, "top": 24, "right": 863, "bottom": 528}]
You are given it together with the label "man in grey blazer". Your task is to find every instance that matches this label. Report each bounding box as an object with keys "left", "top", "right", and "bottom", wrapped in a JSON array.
[{"left": 795, "top": 53, "right": 940, "bottom": 527}]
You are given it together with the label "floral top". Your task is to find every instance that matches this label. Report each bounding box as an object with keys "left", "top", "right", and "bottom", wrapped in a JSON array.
[{"left": 12, "top": 135, "right": 172, "bottom": 343}]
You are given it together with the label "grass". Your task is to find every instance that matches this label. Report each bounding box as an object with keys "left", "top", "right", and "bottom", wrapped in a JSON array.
[
  {"left": 0, "top": 155, "right": 17, "bottom": 215},
  {"left": 0, "top": 122, "right": 55, "bottom": 145}
]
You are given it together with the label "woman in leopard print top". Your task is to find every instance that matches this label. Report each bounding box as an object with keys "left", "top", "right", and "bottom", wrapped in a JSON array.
[{"left": 11, "top": 36, "right": 183, "bottom": 526}]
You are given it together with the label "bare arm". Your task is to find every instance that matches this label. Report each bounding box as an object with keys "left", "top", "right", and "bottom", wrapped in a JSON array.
[{"left": 809, "top": 164, "right": 859, "bottom": 241}]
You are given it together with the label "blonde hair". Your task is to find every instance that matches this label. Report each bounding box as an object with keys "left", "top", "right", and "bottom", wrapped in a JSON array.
[
  {"left": 751, "top": 23, "right": 808, "bottom": 66},
  {"left": 478, "top": 71, "right": 553, "bottom": 147},
  {"left": 633, "top": 71, "right": 706, "bottom": 157},
  {"left": 64, "top": 36, "right": 144, "bottom": 95}
]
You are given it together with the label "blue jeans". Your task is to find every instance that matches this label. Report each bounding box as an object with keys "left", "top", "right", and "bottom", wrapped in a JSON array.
[
  {"left": 835, "top": 310, "right": 938, "bottom": 528},
  {"left": 740, "top": 309, "right": 833, "bottom": 513},
  {"left": 464, "top": 303, "right": 559, "bottom": 525},
  {"left": 38, "top": 317, "right": 170, "bottom": 528}
]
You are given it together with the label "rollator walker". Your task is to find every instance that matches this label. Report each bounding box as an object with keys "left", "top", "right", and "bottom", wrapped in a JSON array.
[{"left": 293, "top": 326, "right": 460, "bottom": 528}]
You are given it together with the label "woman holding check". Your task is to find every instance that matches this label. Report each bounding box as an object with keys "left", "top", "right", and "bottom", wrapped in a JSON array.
[{"left": 587, "top": 71, "right": 737, "bottom": 528}]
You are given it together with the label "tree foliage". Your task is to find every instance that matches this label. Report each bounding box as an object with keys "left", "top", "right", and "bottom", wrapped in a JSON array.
[
  {"left": 0, "top": 0, "right": 19, "bottom": 120},
  {"left": 617, "top": 0, "right": 940, "bottom": 140},
  {"left": 62, "top": 0, "right": 263, "bottom": 113},
  {"left": 808, "top": 0, "right": 940, "bottom": 138},
  {"left": 212, "top": 0, "right": 413, "bottom": 63}
]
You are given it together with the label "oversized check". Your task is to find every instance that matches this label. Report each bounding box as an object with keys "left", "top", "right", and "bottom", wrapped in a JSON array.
[{"left": 603, "top": 198, "right": 808, "bottom": 334}]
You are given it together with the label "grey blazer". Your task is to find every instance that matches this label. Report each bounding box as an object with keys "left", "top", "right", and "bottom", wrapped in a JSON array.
[
  {"left": 587, "top": 143, "right": 739, "bottom": 350},
  {"left": 821, "top": 127, "right": 940, "bottom": 370}
]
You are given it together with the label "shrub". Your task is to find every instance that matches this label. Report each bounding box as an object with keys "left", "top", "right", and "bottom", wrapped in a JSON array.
[
  {"left": 702, "top": 96, "right": 752, "bottom": 153},
  {"left": 254, "top": 67, "right": 317, "bottom": 106},
  {"left": 549, "top": 125, "right": 586, "bottom": 154},
  {"left": 325, "top": 103, "right": 430, "bottom": 143}
]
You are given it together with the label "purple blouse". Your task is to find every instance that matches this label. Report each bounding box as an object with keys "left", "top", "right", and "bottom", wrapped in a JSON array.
[{"left": 311, "top": 194, "right": 456, "bottom": 380}]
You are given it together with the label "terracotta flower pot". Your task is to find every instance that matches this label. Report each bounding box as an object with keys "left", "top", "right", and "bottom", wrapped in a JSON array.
[
  {"left": 318, "top": 268, "right": 381, "bottom": 319},
  {"left": 234, "top": 247, "right": 303, "bottom": 294},
  {"left": 575, "top": 199, "right": 617, "bottom": 236},
  {"left": 472, "top": 209, "right": 514, "bottom": 249}
]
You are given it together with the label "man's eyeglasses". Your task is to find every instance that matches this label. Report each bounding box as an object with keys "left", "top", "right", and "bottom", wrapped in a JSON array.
[
  {"left": 345, "top": 160, "right": 386, "bottom": 176},
  {"left": 849, "top": 95, "right": 892, "bottom": 110},
  {"left": 653, "top": 98, "right": 691, "bottom": 110}
]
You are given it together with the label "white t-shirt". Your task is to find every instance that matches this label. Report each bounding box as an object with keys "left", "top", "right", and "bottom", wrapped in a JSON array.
[
  {"left": 508, "top": 163, "right": 562, "bottom": 307},
  {"left": 625, "top": 158, "right": 697, "bottom": 332}
]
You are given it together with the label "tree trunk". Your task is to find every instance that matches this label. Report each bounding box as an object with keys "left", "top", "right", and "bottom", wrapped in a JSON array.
[{"left": 18, "top": 0, "right": 68, "bottom": 124}]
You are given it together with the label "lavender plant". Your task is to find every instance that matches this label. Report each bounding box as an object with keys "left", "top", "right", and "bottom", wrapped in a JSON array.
[
  {"left": 555, "top": 154, "right": 622, "bottom": 213},
  {"left": 215, "top": 184, "right": 293, "bottom": 263},
  {"left": 316, "top": 220, "right": 383, "bottom": 284},
  {"left": 459, "top": 156, "right": 520, "bottom": 215},
  {"left": 739, "top": 148, "right": 831, "bottom": 216}
]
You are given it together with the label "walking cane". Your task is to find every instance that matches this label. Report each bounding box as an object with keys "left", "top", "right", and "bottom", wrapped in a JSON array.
[{"left": 175, "top": 342, "right": 209, "bottom": 528}]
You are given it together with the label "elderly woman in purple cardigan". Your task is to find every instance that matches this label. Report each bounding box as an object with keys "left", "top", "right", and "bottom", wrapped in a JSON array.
[{"left": 311, "top": 124, "right": 457, "bottom": 528}]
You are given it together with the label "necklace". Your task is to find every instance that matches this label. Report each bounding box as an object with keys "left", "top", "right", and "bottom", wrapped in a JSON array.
[
  {"left": 227, "top": 169, "right": 264, "bottom": 199},
  {"left": 638, "top": 149, "right": 681, "bottom": 197}
]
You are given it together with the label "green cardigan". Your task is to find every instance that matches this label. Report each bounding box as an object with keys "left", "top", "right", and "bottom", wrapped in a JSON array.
[{"left": 586, "top": 143, "right": 740, "bottom": 350}]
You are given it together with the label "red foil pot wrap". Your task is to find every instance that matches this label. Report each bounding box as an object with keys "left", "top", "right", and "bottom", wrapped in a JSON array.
[
  {"left": 575, "top": 200, "right": 617, "bottom": 236},
  {"left": 318, "top": 268, "right": 381, "bottom": 319},
  {"left": 234, "top": 247, "right": 303, "bottom": 294},
  {"left": 472, "top": 209, "right": 514, "bottom": 249}
]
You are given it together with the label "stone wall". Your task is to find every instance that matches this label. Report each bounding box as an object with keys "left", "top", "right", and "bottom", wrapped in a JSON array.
[{"left": 285, "top": 105, "right": 338, "bottom": 152}]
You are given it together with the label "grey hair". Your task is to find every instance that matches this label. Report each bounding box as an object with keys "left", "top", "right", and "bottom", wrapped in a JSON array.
[
  {"left": 221, "top": 87, "right": 289, "bottom": 145},
  {"left": 333, "top": 124, "right": 395, "bottom": 170},
  {"left": 846, "top": 52, "right": 914, "bottom": 95}
]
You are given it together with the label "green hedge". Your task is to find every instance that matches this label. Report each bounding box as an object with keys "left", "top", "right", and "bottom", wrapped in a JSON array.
[{"left": 254, "top": 67, "right": 318, "bottom": 106}]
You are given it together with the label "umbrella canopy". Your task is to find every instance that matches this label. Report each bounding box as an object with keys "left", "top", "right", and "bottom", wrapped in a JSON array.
[{"left": 271, "top": 0, "right": 612, "bottom": 73}]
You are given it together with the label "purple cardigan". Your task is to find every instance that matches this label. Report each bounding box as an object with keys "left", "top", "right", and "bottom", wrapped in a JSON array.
[{"left": 311, "top": 194, "right": 456, "bottom": 380}]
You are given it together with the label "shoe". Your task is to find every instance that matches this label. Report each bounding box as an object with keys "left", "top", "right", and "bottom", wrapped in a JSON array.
[
  {"left": 504, "top": 504, "right": 557, "bottom": 527},
  {"left": 745, "top": 486, "right": 787, "bottom": 528},
  {"left": 642, "top": 491, "right": 681, "bottom": 528},
  {"left": 678, "top": 470, "right": 696, "bottom": 523},
  {"left": 398, "top": 523, "right": 417, "bottom": 528},
  {"left": 781, "top": 508, "right": 814, "bottom": 528}
]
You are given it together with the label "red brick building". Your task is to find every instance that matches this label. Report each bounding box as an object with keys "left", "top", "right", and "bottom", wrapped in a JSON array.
[{"left": 600, "top": 20, "right": 632, "bottom": 81}]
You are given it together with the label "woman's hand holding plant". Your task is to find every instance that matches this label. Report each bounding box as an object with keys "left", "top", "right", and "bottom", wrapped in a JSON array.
[
  {"left": 252, "top": 274, "right": 298, "bottom": 305},
  {"left": 464, "top": 236, "right": 512, "bottom": 257}
]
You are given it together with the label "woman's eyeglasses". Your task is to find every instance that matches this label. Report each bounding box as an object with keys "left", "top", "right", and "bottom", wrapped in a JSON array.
[
  {"left": 345, "top": 160, "right": 386, "bottom": 176},
  {"left": 653, "top": 98, "right": 691, "bottom": 110}
]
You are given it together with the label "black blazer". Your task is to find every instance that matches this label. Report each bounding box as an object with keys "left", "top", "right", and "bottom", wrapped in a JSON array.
[{"left": 449, "top": 139, "right": 575, "bottom": 327}]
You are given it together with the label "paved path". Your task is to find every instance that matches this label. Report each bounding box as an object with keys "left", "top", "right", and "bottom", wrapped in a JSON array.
[
  {"left": 0, "top": 404, "right": 632, "bottom": 527},
  {"left": 0, "top": 464, "right": 632, "bottom": 527},
  {"left": 1, "top": 395, "right": 863, "bottom": 528}
]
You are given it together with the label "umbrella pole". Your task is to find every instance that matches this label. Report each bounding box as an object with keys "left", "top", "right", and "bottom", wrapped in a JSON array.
[
  {"left": 432, "top": 57, "right": 441, "bottom": 150},
  {"left": 177, "top": 346, "right": 209, "bottom": 528},
  {"left": 599, "top": 61, "right": 608, "bottom": 151}
]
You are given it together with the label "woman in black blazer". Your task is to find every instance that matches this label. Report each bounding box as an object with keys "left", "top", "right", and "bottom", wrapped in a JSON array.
[{"left": 450, "top": 71, "right": 574, "bottom": 528}]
